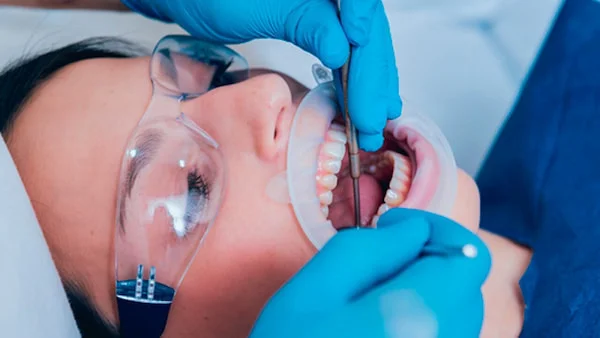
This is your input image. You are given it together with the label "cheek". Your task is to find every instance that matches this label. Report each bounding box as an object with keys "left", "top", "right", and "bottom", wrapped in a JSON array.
[
  {"left": 164, "top": 156, "right": 315, "bottom": 336},
  {"left": 449, "top": 169, "right": 480, "bottom": 232}
]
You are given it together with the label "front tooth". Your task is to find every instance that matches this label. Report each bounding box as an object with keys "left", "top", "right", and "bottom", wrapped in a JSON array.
[
  {"left": 377, "top": 203, "right": 389, "bottom": 216},
  {"left": 327, "top": 129, "right": 347, "bottom": 143},
  {"left": 322, "top": 142, "right": 346, "bottom": 160},
  {"left": 321, "top": 206, "right": 329, "bottom": 217},
  {"left": 384, "top": 189, "right": 402, "bottom": 206},
  {"left": 322, "top": 159, "right": 342, "bottom": 174},
  {"left": 319, "top": 191, "right": 333, "bottom": 205},
  {"left": 318, "top": 174, "right": 338, "bottom": 190},
  {"left": 371, "top": 215, "right": 380, "bottom": 227}
]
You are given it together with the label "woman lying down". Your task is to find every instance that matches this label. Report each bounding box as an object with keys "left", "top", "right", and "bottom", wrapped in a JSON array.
[{"left": 0, "top": 35, "right": 530, "bottom": 337}]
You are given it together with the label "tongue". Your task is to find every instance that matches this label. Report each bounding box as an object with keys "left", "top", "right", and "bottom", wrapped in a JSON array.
[{"left": 328, "top": 174, "right": 383, "bottom": 228}]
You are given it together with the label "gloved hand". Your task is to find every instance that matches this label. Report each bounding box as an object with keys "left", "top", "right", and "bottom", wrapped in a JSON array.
[
  {"left": 250, "top": 208, "right": 491, "bottom": 338},
  {"left": 121, "top": 0, "right": 401, "bottom": 151}
]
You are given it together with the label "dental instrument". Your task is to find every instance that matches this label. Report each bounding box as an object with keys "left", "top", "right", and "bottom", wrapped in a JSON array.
[
  {"left": 287, "top": 64, "right": 458, "bottom": 250},
  {"left": 337, "top": 1, "right": 362, "bottom": 228},
  {"left": 341, "top": 61, "right": 362, "bottom": 228},
  {"left": 421, "top": 243, "right": 478, "bottom": 258}
]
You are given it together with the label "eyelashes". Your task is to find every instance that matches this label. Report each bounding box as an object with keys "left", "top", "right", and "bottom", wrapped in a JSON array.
[
  {"left": 187, "top": 169, "right": 210, "bottom": 207},
  {"left": 146, "top": 168, "right": 214, "bottom": 239},
  {"left": 182, "top": 169, "right": 211, "bottom": 235}
]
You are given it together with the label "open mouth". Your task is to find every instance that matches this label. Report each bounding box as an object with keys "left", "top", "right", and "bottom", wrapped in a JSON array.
[
  {"left": 316, "top": 120, "right": 438, "bottom": 228},
  {"left": 284, "top": 80, "right": 455, "bottom": 248}
]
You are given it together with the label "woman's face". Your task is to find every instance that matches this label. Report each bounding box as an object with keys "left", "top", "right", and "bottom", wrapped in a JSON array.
[{"left": 6, "top": 56, "right": 479, "bottom": 337}]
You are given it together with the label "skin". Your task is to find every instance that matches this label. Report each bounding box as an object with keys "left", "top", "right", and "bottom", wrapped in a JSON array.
[{"left": 5, "top": 56, "right": 529, "bottom": 337}]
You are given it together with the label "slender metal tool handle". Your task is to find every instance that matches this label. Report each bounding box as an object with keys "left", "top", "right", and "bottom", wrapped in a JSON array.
[
  {"left": 341, "top": 53, "right": 362, "bottom": 227},
  {"left": 421, "top": 243, "right": 478, "bottom": 258},
  {"left": 341, "top": 62, "right": 361, "bottom": 174},
  {"left": 338, "top": 1, "right": 362, "bottom": 227}
]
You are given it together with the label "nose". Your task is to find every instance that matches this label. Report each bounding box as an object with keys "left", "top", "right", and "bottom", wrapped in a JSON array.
[{"left": 222, "top": 74, "right": 294, "bottom": 160}]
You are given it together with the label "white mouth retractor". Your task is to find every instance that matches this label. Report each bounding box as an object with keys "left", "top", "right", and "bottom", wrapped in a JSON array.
[{"left": 286, "top": 64, "right": 458, "bottom": 250}]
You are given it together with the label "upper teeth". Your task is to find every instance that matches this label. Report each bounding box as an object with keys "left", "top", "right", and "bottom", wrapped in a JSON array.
[
  {"left": 322, "top": 140, "right": 346, "bottom": 160},
  {"left": 321, "top": 159, "right": 342, "bottom": 174},
  {"left": 315, "top": 127, "right": 347, "bottom": 214},
  {"left": 319, "top": 191, "right": 333, "bottom": 204},
  {"left": 317, "top": 174, "right": 338, "bottom": 190}
]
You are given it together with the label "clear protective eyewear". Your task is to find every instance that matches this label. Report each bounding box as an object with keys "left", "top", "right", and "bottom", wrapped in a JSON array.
[
  {"left": 112, "top": 34, "right": 460, "bottom": 338},
  {"left": 114, "top": 35, "right": 248, "bottom": 338}
]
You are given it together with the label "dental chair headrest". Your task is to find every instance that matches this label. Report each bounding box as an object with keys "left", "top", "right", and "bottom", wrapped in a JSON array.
[{"left": 0, "top": 136, "right": 80, "bottom": 337}]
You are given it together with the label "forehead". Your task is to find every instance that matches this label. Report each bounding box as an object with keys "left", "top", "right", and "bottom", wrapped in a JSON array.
[
  {"left": 8, "top": 57, "right": 153, "bottom": 207},
  {"left": 11, "top": 56, "right": 152, "bottom": 139}
]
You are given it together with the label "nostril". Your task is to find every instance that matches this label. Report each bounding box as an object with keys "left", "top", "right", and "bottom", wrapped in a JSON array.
[
  {"left": 273, "top": 106, "right": 286, "bottom": 142},
  {"left": 248, "top": 73, "right": 294, "bottom": 160},
  {"left": 267, "top": 105, "right": 293, "bottom": 161}
]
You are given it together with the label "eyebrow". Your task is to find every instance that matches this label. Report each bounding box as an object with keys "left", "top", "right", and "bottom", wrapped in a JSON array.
[
  {"left": 118, "top": 128, "right": 162, "bottom": 229},
  {"left": 125, "top": 129, "right": 162, "bottom": 195}
]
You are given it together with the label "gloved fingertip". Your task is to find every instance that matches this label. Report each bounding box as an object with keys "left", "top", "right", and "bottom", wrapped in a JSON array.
[
  {"left": 286, "top": 3, "right": 349, "bottom": 70},
  {"left": 319, "top": 40, "right": 349, "bottom": 69},
  {"left": 375, "top": 214, "right": 430, "bottom": 252},
  {"left": 468, "top": 239, "right": 493, "bottom": 281},
  {"left": 358, "top": 133, "right": 383, "bottom": 151},
  {"left": 348, "top": 79, "right": 387, "bottom": 136},
  {"left": 346, "top": 27, "right": 369, "bottom": 46},
  {"left": 377, "top": 208, "right": 419, "bottom": 227},
  {"left": 340, "top": 0, "right": 378, "bottom": 46},
  {"left": 388, "top": 98, "right": 403, "bottom": 120}
]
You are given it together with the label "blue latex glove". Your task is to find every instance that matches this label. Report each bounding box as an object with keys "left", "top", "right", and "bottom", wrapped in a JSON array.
[
  {"left": 250, "top": 208, "right": 491, "bottom": 338},
  {"left": 122, "top": 0, "right": 401, "bottom": 151}
]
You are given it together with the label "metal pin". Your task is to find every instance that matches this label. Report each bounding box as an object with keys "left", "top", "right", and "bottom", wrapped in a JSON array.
[
  {"left": 147, "top": 266, "right": 157, "bottom": 300},
  {"left": 135, "top": 264, "right": 144, "bottom": 299},
  {"left": 421, "top": 243, "right": 478, "bottom": 258},
  {"left": 338, "top": 2, "right": 362, "bottom": 228}
]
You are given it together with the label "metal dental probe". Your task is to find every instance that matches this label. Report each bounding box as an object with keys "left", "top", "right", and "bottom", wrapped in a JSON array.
[
  {"left": 421, "top": 243, "right": 478, "bottom": 258},
  {"left": 340, "top": 47, "right": 362, "bottom": 228},
  {"left": 337, "top": 0, "right": 361, "bottom": 228}
]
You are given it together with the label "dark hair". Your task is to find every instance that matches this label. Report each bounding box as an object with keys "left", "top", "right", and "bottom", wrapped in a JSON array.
[{"left": 0, "top": 37, "right": 148, "bottom": 337}]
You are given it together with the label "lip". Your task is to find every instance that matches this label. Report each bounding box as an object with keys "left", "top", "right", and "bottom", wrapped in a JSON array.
[
  {"left": 382, "top": 118, "right": 441, "bottom": 210},
  {"left": 322, "top": 117, "right": 440, "bottom": 228},
  {"left": 285, "top": 82, "right": 458, "bottom": 249}
]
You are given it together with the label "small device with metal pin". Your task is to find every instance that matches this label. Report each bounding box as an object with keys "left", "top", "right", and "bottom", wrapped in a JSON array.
[
  {"left": 337, "top": 2, "right": 362, "bottom": 228},
  {"left": 422, "top": 243, "right": 478, "bottom": 258}
]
